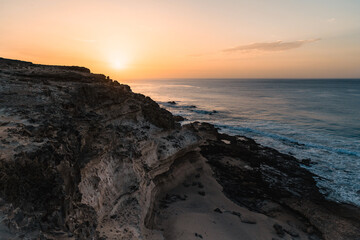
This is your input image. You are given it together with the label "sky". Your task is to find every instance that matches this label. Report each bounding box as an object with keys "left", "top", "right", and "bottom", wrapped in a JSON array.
[{"left": 0, "top": 0, "right": 360, "bottom": 80}]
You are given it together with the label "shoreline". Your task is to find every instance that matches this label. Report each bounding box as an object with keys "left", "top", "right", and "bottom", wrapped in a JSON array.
[
  {"left": 0, "top": 57, "right": 359, "bottom": 239},
  {"left": 148, "top": 97, "right": 360, "bottom": 208}
]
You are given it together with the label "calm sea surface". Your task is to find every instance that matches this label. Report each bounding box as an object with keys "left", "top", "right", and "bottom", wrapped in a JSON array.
[{"left": 124, "top": 79, "right": 360, "bottom": 206}]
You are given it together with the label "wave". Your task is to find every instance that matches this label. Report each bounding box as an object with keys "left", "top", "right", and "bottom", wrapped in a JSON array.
[
  {"left": 162, "top": 102, "right": 359, "bottom": 158},
  {"left": 161, "top": 102, "right": 218, "bottom": 115},
  {"left": 160, "top": 102, "right": 196, "bottom": 109},
  {"left": 217, "top": 124, "right": 360, "bottom": 157},
  {"left": 190, "top": 109, "right": 217, "bottom": 115}
]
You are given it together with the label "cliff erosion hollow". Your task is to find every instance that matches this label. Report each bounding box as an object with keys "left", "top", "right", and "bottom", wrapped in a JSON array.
[{"left": 0, "top": 57, "right": 359, "bottom": 240}]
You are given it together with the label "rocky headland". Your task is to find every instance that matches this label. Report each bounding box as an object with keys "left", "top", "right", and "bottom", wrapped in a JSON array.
[{"left": 0, "top": 57, "right": 359, "bottom": 240}]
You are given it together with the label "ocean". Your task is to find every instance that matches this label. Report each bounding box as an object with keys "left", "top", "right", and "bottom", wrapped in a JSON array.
[{"left": 124, "top": 79, "right": 360, "bottom": 206}]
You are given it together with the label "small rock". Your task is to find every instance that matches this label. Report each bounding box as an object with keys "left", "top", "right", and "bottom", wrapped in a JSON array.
[
  {"left": 230, "top": 211, "right": 240, "bottom": 218},
  {"left": 214, "top": 208, "right": 222, "bottom": 213},
  {"left": 273, "top": 223, "right": 285, "bottom": 237},
  {"left": 284, "top": 228, "right": 299, "bottom": 237},
  {"left": 198, "top": 191, "right": 205, "bottom": 196},
  {"left": 194, "top": 233, "right": 203, "bottom": 238},
  {"left": 167, "top": 101, "right": 176, "bottom": 105},
  {"left": 13, "top": 208, "right": 24, "bottom": 225},
  {"left": 300, "top": 158, "right": 312, "bottom": 166},
  {"left": 0, "top": 121, "right": 9, "bottom": 126},
  {"left": 306, "top": 226, "right": 315, "bottom": 234},
  {"left": 309, "top": 234, "right": 322, "bottom": 240},
  {"left": 286, "top": 220, "right": 294, "bottom": 227},
  {"left": 179, "top": 195, "right": 187, "bottom": 201},
  {"left": 240, "top": 216, "right": 257, "bottom": 224},
  {"left": 174, "top": 115, "right": 186, "bottom": 122}
]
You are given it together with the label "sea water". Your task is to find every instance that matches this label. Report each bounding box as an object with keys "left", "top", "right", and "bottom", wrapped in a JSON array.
[{"left": 124, "top": 79, "right": 360, "bottom": 206}]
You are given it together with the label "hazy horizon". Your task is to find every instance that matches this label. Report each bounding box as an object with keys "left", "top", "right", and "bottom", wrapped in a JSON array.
[
  {"left": 1, "top": 0, "right": 360, "bottom": 80},
  {"left": 2, "top": 56, "right": 360, "bottom": 81}
]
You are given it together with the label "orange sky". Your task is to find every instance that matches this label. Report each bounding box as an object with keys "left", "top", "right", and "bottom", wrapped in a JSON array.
[{"left": 1, "top": 0, "right": 360, "bottom": 80}]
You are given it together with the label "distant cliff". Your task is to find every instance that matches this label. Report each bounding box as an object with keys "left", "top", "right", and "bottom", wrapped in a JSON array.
[{"left": 0, "top": 58, "right": 359, "bottom": 240}]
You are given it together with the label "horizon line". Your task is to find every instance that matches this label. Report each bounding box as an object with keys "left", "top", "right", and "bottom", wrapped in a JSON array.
[
  {"left": 2, "top": 56, "right": 359, "bottom": 81},
  {"left": 123, "top": 77, "right": 360, "bottom": 81}
]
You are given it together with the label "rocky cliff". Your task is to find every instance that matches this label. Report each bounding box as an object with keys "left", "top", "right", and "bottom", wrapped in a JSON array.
[{"left": 0, "top": 57, "right": 359, "bottom": 240}]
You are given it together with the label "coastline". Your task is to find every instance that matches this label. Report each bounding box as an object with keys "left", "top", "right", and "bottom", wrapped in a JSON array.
[
  {"left": 0, "top": 57, "right": 359, "bottom": 239},
  {"left": 127, "top": 78, "right": 360, "bottom": 208}
]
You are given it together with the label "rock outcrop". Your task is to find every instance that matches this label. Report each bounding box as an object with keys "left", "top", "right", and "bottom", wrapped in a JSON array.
[
  {"left": 0, "top": 58, "right": 199, "bottom": 239},
  {"left": 196, "top": 123, "right": 360, "bottom": 240},
  {"left": 0, "top": 57, "right": 359, "bottom": 240}
]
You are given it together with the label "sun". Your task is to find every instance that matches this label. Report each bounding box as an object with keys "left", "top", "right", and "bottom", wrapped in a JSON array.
[
  {"left": 111, "top": 59, "right": 127, "bottom": 70},
  {"left": 106, "top": 51, "right": 130, "bottom": 70}
]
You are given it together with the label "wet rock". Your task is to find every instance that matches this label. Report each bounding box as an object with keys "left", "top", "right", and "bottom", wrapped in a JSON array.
[
  {"left": 300, "top": 158, "right": 312, "bottom": 166},
  {"left": 174, "top": 115, "right": 186, "bottom": 122}
]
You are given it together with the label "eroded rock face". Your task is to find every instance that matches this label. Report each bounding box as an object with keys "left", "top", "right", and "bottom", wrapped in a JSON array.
[{"left": 0, "top": 58, "right": 199, "bottom": 239}]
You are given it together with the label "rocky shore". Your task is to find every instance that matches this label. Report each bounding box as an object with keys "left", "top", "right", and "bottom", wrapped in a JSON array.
[{"left": 0, "top": 57, "right": 359, "bottom": 240}]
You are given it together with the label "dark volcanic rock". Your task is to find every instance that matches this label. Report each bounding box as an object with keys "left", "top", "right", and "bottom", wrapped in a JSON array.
[
  {"left": 300, "top": 158, "right": 312, "bottom": 166},
  {"left": 194, "top": 122, "right": 360, "bottom": 240},
  {"left": 173, "top": 115, "right": 186, "bottom": 122},
  {"left": 140, "top": 96, "right": 178, "bottom": 129}
]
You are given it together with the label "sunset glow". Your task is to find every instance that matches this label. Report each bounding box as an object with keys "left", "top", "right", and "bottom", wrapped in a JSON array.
[
  {"left": 0, "top": 0, "right": 359, "bottom": 80},
  {"left": 110, "top": 57, "right": 128, "bottom": 70},
  {"left": 0, "top": 1, "right": 360, "bottom": 238}
]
